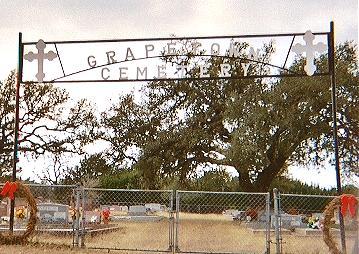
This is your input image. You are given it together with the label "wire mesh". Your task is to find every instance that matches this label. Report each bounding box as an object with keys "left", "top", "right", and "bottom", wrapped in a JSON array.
[
  {"left": 82, "top": 188, "right": 173, "bottom": 252},
  {"left": 176, "top": 190, "right": 271, "bottom": 254}
]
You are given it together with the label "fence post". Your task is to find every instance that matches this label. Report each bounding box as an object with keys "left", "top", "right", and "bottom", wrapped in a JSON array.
[
  {"left": 80, "top": 186, "right": 86, "bottom": 247},
  {"left": 74, "top": 184, "right": 81, "bottom": 247},
  {"left": 265, "top": 192, "right": 271, "bottom": 254},
  {"left": 168, "top": 190, "right": 174, "bottom": 252},
  {"left": 273, "top": 188, "right": 281, "bottom": 254},
  {"left": 174, "top": 191, "right": 180, "bottom": 252}
]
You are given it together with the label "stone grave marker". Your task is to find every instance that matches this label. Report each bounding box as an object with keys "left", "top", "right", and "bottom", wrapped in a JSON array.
[
  {"left": 271, "top": 213, "right": 304, "bottom": 228},
  {"left": 38, "top": 203, "right": 69, "bottom": 223},
  {"left": 100, "top": 205, "right": 128, "bottom": 215},
  {"left": 145, "top": 203, "right": 163, "bottom": 212},
  {"left": 128, "top": 205, "right": 147, "bottom": 216},
  {"left": 119, "top": 205, "right": 129, "bottom": 213}
]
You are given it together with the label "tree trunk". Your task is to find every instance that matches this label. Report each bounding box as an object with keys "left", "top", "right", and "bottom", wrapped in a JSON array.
[{"left": 236, "top": 156, "right": 287, "bottom": 192}]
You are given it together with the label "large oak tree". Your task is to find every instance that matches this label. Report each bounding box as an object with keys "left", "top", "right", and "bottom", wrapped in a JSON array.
[{"left": 101, "top": 42, "right": 358, "bottom": 191}]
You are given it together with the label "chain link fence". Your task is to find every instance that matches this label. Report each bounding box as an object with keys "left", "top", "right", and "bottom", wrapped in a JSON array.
[
  {"left": 1, "top": 183, "right": 357, "bottom": 254},
  {"left": 273, "top": 190, "right": 358, "bottom": 254},
  {"left": 175, "top": 190, "right": 271, "bottom": 254}
]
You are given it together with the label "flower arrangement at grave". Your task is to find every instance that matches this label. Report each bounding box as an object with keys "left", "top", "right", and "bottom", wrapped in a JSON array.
[
  {"left": 322, "top": 194, "right": 358, "bottom": 254},
  {"left": 0, "top": 181, "right": 38, "bottom": 244},
  {"left": 101, "top": 208, "right": 110, "bottom": 224},
  {"left": 244, "top": 208, "right": 258, "bottom": 222},
  {"left": 307, "top": 216, "right": 322, "bottom": 229},
  {"left": 15, "top": 206, "right": 26, "bottom": 220}
]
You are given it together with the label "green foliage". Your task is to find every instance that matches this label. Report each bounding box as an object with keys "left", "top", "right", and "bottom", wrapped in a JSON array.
[
  {"left": 280, "top": 194, "right": 334, "bottom": 214},
  {"left": 191, "top": 170, "right": 238, "bottom": 192},
  {"left": 100, "top": 169, "right": 141, "bottom": 189},
  {"left": 270, "top": 176, "right": 337, "bottom": 195},
  {"left": 179, "top": 191, "right": 266, "bottom": 214},
  {"left": 271, "top": 176, "right": 358, "bottom": 196},
  {"left": 62, "top": 153, "right": 113, "bottom": 186}
]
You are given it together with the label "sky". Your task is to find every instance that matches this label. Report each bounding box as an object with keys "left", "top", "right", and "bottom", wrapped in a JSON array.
[{"left": 0, "top": 0, "right": 358, "bottom": 187}]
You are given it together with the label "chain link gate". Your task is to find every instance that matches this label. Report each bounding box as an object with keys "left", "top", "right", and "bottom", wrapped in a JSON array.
[
  {"left": 175, "top": 190, "right": 271, "bottom": 254},
  {"left": 80, "top": 188, "right": 174, "bottom": 252},
  {"left": 29, "top": 184, "right": 79, "bottom": 246},
  {"left": 273, "top": 190, "right": 358, "bottom": 254}
]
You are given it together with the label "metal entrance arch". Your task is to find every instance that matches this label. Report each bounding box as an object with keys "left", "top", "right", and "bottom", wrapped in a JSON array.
[{"left": 10, "top": 22, "right": 346, "bottom": 253}]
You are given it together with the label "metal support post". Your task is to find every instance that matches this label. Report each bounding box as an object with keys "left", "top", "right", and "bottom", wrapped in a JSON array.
[
  {"left": 328, "top": 21, "right": 346, "bottom": 254},
  {"left": 168, "top": 190, "right": 174, "bottom": 253},
  {"left": 74, "top": 184, "right": 81, "bottom": 247},
  {"left": 174, "top": 191, "right": 180, "bottom": 252},
  {"left": 80, "top": 186, "right": 86, "bottom": 247},
  {"left": 10, "top": 32, "right": 23, "bottom": 234},
  {"left": 265, "top": 192, "right": 271, "bottom": 254},
  {"left": 273, "top": 189, "right": 281, "bottom": 254}
]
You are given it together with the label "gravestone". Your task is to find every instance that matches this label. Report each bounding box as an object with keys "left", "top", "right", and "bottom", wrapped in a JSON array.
[
  {"left": 108, "top": 205, "right": 128, "bottom": 213},
  {"left": 128, "top": 205, "right": 147, "bottom": 216},
  {"left": 119, "top": 206, "right": 129, "bottom": 213},
  {"left": 223, "top": 209, "right": 251, "bottom": 221},
  {"left": 257, "top": 212, "right": 268, "bottom": 222},
  {"left": 223, "top": 209, "right": 240, "bottom": 216},
  {"left": 271, "top": 214, "right": 304, "bottom": 228},
  {"left": 100, "top": 205, "right": 128, "bottom": 215},
  {"left": 37, "top": 203, "right": 69, "bottom": 223},
  {"left": 84, "top": 210, "right": 101, "bottom": 223},
  {"left": 145, "top": 203, "right": 163, "bottom": 212}
]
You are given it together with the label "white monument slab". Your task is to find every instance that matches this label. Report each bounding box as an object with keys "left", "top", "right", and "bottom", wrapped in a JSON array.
[
  {"left": 129, "top": 205, "right": 146, "bottom": 216},
  {"left": 37, "top": 203, "right": 69, "bottom": 223},
  {"left": 145, "top": 203, "right": 163, "bottom": 212}
]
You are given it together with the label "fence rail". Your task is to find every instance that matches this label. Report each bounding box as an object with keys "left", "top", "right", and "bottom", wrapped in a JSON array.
[{"left": 0, "top": 183, "right": 357, "bottom": 254}]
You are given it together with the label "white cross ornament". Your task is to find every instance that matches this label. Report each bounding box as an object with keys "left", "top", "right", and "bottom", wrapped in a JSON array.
[
  {"left": 24, "top": 39, "right": 57, "bottom": 82},
  {"left": 292, "top": 30, "right": 326, "bottom": 76}
]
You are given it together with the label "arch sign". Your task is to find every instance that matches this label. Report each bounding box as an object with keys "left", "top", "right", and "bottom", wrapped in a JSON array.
[
  {"left": 10, "top": 23, "right": 347, "bottom": 253},
  {"left": 20, "top": 29, "right": 331, "bottom": 84}
]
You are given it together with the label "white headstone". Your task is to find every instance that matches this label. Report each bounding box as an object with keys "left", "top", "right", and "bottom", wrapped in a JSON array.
[
  {"left": 271, "top": 213, "right": 303, "bottom": 228},
  {"left": 119, "top": 206, "right": 129, "bottom": 212},
  {"left": 129, "top": 205, "right": 147, "bottom": 216},
  {"left": 145, "top": 203, "right": 163, "bottom": 212},
  {"left": 37, "top": 203, "right": 69, "bottom": 223}
]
